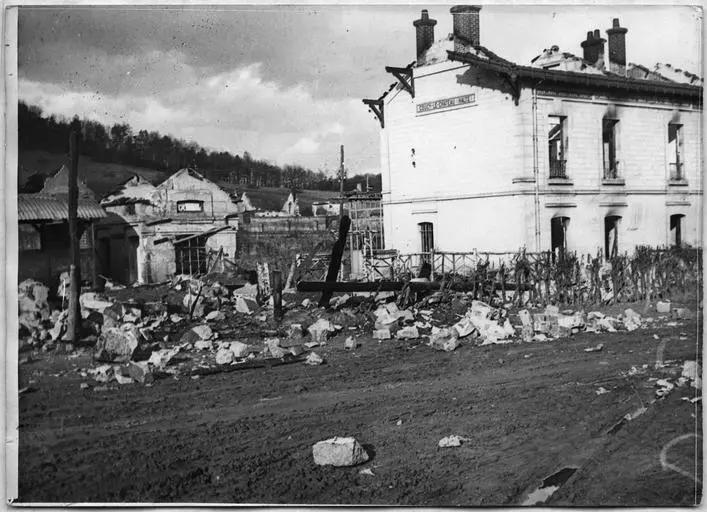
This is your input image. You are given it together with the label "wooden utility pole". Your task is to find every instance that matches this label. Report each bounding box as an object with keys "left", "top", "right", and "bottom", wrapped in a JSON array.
[
  {"left": 338, "top": 144, "right": 345, "bottom": 220},
  {"left": 64, "top": 126, "right": 81, "bottom": 343},
  {"left": 272, "top": 270, "right": 283, "bottom": 322}
]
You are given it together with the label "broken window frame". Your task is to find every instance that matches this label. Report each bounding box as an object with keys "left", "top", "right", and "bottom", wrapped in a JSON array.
[
  {"left": 176, "top": 200, "right": 205, "bottom": 213},
  {"left": 602, "top": 118, "right": 620, "bottom": 179},
  {"left": 668, "top": 123, "right": 684, "bottom": 180},
  {"left": 548, "top": 116, "right": 568, "bottom": 179},
  {"left": 174, "top": 235, "right": 209, "bottom": 275}
]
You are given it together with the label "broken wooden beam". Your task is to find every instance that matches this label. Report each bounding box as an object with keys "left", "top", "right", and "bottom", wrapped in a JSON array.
[{"left": 318, "top": 215, "right": 351, "bottom": 307}]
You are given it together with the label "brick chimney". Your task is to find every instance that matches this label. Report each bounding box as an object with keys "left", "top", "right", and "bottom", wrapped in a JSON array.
[
  {"left": 450, "top": 5, "right": 482, "bottom": 52},
  {"left": 581, "top": 29, "right": 606, "bottom": 68},
  {"left": 606, "top": 18, "right": 628, "bottom": 75},
  {"left": 413, "top": 9, "right": 437, "bottom": 64}
]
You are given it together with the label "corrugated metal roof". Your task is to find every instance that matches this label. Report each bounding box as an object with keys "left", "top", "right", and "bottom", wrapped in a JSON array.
[{"left": 18, "top": 194, "right": 107, "bottom": 221}]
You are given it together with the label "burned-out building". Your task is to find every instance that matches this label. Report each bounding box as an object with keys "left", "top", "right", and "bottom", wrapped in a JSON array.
[
  {"left": 366, "top": 7, "right": 702, "bottom": 256},
  {"left": 18, "top": 165, "right": 107, "bottom": 289},
  {"left": 96, "top": 168, "right": 240, "bottom": 284}
]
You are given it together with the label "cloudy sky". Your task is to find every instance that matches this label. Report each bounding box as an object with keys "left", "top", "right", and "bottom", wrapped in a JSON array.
[{"left": 18, "top": 4, "right": 702, "bottom": 175}]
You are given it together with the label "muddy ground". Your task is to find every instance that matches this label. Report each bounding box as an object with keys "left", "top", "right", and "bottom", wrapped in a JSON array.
[{"left": 15, "top": 299, "right": 702, "bottom": 505}]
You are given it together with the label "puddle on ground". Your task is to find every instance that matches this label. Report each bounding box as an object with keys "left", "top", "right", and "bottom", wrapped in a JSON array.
[{"left": 521, "top": 467, "right": 578, "bottom": 506}]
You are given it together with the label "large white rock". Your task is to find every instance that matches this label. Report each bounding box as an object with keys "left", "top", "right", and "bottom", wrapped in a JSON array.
[
  {"left": 229, "top": 341, "right": 251, "bottom": 358},
  {"left": 215, "top": 348, "right": 235, "bottom": 365},
  {"left": 656, "top": 301, "right": 671, "bottom": 314},
  {"left": 308, "top": 318, "right": 336, "bottom": 343},
  {"left": 312, "top": 437, "right": 369, "bottom": 467}
]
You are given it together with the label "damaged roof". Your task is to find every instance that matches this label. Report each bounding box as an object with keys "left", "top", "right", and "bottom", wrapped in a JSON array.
[
  {"left": 447, "top": 47, "right": 702, "bottom": 100},
  {"left": 19, "top": 193, "right": 107, "bottom": 221},
  {"left": 101, "top": 175, "right": 158, "bottom": 207}
]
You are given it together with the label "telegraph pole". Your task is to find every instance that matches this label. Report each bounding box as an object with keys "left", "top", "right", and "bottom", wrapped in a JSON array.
[
  {"left": 64, "top": 125, "right": 81, "bottom": 343},
  {"left": 338, "top": 144, "right": 345, "bottom": 220}
]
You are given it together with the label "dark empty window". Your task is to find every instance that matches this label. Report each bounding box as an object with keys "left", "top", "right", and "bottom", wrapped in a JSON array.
[
  {"left": 419, "top": 222, "right": 434, "bottom": 253},
  {"left": 668, "top": 124, "right": 683, "bottom": 180},
  {"left": 548, "top": 116, "right": 568, "bottom": 178},
  {"left": 604, "top": 216, "right": 621, "bottom": 258},
  {"left": 670, "top": 214, "right": 684, "bottom": 247},
  {"left": 602, "top": 119, "right": 619, "bottom": 178},
  {"left": 125, "top": 203, "right": 136, "bottom": 215},
  {"left": 19, "top": 223, "right": 41, "bottom": 251}
]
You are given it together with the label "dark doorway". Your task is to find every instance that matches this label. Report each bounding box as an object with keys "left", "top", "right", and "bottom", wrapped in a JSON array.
[
  {"left": 670, "top": 214, "right": 684, "bottom": 247},
  {"left": 551, "top": 216, "right": 569, "bottom": 260},
  {"left": 604, "top": 216, "right": 621, "bottom": 258}
]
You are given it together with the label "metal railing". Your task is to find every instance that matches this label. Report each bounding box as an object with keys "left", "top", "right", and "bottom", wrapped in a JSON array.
[
  {"left": 549, "top": 159, "right": 567, "bottom": 179},
  {"left": 669, "top": 162, "right": 684, "bottom": 181},
  {"left": 603, "top": 160, "right": 620, "bottom": 179}
]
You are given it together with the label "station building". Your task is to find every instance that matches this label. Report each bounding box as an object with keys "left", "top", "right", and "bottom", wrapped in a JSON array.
[{"left": 365, "top": 6, "right": 702, "bottom": 257}]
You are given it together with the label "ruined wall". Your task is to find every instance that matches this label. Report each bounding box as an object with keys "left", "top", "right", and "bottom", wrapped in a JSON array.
[
  {"left": 237, "top": 216, "right": 336, "bottom": 271},
  {"left": 152, "top": 169, "right": 241, "bottom": 219}
]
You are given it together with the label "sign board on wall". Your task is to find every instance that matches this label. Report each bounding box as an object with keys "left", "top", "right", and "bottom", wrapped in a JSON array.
[{"left": 416, "top": 93, "right": 477, "bottom": 115}]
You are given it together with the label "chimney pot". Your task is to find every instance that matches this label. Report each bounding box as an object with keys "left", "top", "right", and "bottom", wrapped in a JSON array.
[
  {"left": 581, "top": 28, "right": 606, "bottom": 68},
  {"left": 450, "top": 5, "right": 482, "bottom": 51},
  {"left": 413, "top": 9, "right": 437, "bottom": 65},
  {"left": 606, "top": 18, "right": 628, "bottom": 75}
]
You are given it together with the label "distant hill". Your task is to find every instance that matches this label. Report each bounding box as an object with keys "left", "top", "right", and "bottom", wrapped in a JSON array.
[
  {"left": 19, "top": 149, "right": 339, "bottom": 215},
  {"left": 19, "top": 149, "right": 168, "bottom": 196}
]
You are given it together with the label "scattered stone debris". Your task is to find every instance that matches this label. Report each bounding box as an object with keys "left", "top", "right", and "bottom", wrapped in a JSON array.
[
  {"left": 305, "top": 352, "right": 324, "bottom": 366},
  {"left": 312, "top": 437, "right": 369, "bottom": 467},
  {"left": 584, "top": 343, "right": 604, "bottom": 353},
  {"left": 438, "top": 435, "right": 467, "bottom": 448}
]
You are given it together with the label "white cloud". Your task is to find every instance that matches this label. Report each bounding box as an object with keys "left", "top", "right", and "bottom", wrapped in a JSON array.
[{"left": 19, "top": 60, "right": 378, "bottom": 173}]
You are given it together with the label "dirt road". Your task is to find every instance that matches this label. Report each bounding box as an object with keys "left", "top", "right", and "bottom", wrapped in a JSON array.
[{"left": 15, "top": 310, "right": 702, "bottom": 505}]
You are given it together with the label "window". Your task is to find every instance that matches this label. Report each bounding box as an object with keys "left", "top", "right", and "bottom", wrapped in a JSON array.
[
  {"left": 175, "top": 235, "right": 208, "bottom": 275},
  {"left": 602, "top": 119, "right": 619, "bottom": 178},
  {"left": 604, "top": 216, "right": 621, "bottom": 258},
  {"left": 19, "top": 223, "right": 41, "bottom": 251},
  {"left": 177, "top": 200, "right": 204, "bottom": 213},
  {"left": 670, "top": 214, "right": 684, "bottom": 247},
  {"left": 548, "top": 116, "right": 568, "bottom": 178},
  {"left": 550, "top": 216, "right": 569, "bottom": 259},
  {"left": 668, "top": 124, "right": 683, "bottom": 180},
  {"left": 419, "top": 222, "right": 434, "bottom": 253},
  {"left": 125, "top": 203, "right": 136, "bottom": 215}
]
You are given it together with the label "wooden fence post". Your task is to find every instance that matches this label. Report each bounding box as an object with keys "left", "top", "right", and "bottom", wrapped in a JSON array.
[{"left": 272, "top": 270, "right": 283, "bottom": 321}]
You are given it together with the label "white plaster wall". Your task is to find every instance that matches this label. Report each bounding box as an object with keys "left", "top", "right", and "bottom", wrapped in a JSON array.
[{"left": 380, "top": 61, "right": 702, "bottom": 255}]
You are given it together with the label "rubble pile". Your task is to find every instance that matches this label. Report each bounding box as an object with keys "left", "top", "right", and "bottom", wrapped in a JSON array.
[{"left": 17, "top": 272, "right": 698, "bottom": 390}]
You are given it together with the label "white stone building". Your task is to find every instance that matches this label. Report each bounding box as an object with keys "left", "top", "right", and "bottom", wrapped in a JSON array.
[{"left": 367, "top": 6, "right": 702, "bottom": 257}]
